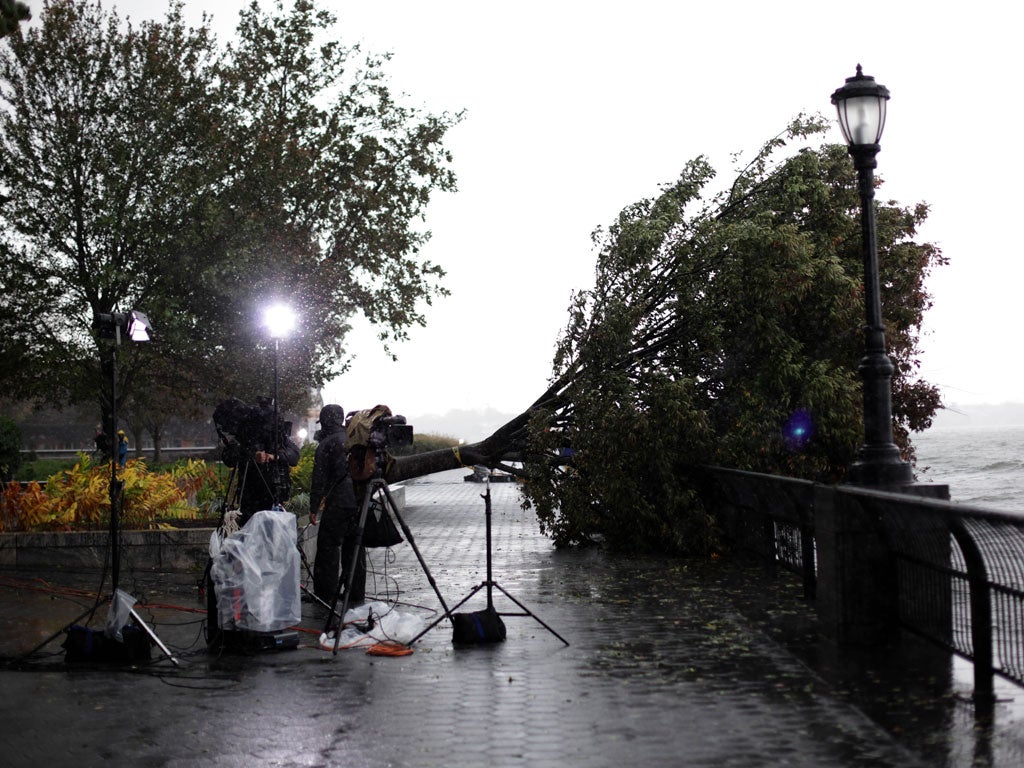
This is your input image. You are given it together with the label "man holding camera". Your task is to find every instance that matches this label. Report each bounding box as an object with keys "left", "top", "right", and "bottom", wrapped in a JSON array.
[
  {"left": 220, "top": 397, "right": 300, "bottom": 526},
  {"left": 309, "top": 403, "right": 365, "bottom": 608}
]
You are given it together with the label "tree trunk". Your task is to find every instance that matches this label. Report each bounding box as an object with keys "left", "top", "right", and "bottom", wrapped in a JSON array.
[
  {"left": 150, "top": 423, "right": 163, "bottom": 464},
  {"left": 386, "top": 408, "right": 535, "bottom": 484}
]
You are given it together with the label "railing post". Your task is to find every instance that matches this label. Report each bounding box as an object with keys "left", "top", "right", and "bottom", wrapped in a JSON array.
[
  {"left": 815, "top": 485, "right": 898, "bottom": 645},
  {"left": 800, "top": 517, "right": 817, "bottom": 599},
  {"left": 948, "top": 518, "right": 995, "bottom": 717}
]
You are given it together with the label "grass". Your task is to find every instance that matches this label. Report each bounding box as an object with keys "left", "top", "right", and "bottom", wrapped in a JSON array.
[{"left": 13, "top": 457, "right": 79, "bottom": 482}]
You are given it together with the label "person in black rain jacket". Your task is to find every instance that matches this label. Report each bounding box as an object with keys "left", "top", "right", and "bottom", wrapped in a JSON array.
[{"left": 309, "top": 403, "right": 364, "bottom": 606}]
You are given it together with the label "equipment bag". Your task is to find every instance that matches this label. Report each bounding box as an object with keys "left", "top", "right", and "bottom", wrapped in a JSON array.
[
  {"left": 64, "top": 625, "right": 152, "bottom": 663},
  {"left": 452, "top": 607, "right": 506, "bottom": 645},
  {"left": 344, "top": 404, "right": 393, "bottom": 447},
  {"left": 362, "top": 500, "right": 403, "bottom": 548}
]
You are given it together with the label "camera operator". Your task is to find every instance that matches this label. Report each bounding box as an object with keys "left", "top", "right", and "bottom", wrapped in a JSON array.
[
  {"left": 309, "top": 403, "right": 365, "bottom": 607},
  {"left": 220, "top": 397, "right": 300, "bottom": 526}
]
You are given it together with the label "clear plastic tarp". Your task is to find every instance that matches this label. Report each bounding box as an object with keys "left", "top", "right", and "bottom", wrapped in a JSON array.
[
  {"left": 209, "top": 509, "right": 301, "bottom": 633},
  {"left": 105, "top": 588, "right": 137, "bottom": 642}
]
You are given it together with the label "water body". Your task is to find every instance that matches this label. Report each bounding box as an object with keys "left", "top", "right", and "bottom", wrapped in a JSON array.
[{"left": 913, "top": 424, "right": 1024, "bottom": 512}]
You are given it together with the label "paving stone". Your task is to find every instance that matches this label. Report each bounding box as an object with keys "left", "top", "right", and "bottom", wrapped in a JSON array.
[{"left": 0, "top": 469, "right": 1021, "bottom": 767}]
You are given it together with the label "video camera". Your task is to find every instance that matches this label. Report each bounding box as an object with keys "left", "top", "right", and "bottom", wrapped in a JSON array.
[
  {"left": 367, "top": 414, "right": 413, "bottom": 450},
  {"left": 213, "top": 397, "right": 292, "bottom": 455}
]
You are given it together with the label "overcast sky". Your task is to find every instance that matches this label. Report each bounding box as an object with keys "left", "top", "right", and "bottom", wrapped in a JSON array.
[{"left": 113, "top": 0, "right": 1022, "bottom": 422}]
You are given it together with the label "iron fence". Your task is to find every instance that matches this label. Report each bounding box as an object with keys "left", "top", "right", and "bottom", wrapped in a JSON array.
[{"left": 701, "top": 466, "right": 1024, "bottom": 708}]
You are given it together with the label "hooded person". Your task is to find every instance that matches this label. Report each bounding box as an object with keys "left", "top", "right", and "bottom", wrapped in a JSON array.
[{"left": 309, "top": 403, "right": 364, "bottom": 608}]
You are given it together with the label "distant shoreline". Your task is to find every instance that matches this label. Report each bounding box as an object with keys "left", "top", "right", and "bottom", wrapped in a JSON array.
[{"left": 928, "top": 403, "right": 1024, "bottom": 430}]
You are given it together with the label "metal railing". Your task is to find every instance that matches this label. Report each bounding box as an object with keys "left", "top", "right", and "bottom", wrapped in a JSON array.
[
  {"left": 885, "top": 502, "right": 1024, "bottom": 700},
  {"left": 700, "top": 465, "right": 1024, "bottom": 709}
]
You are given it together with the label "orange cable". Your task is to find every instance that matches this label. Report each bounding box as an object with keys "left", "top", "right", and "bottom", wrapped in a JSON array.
[{"left": 366, "top": 641, "right": 413, "bottom": 657}]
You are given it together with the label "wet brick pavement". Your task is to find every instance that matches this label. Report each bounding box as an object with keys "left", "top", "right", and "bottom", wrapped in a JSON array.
[{"left": 2, "top": 469, "right": 1022, "bottom": 767}]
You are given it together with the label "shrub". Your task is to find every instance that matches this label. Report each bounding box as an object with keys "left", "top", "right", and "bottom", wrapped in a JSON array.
[
  {"left": 290, "top": 442, "right": 316, "bottom": 495},
  {"left": 0, "top": 453, "right": 224, "bottom": 531}
]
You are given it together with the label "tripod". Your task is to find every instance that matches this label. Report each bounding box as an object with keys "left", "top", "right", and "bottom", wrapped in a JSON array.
[
  {"left": 410, "top": 482, "right": 569, "bottom": 646},
  {"left": 324, "top": 463, "right": 453, "bottom": 654},
  {"left": 295, "top": 520, "right": 341, "bottom": 618}
]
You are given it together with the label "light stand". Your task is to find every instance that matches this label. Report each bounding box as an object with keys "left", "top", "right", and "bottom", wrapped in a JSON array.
[
  {"left": 26, "top": 310, "right": 179, "bottom": 666},
  {"left": 831, "top": 65, "right": 913, "bottom": 487},
  {"left": 100, "top": 311, "right": 177, "bottom": 664},
  {"left": 97, "top": 310, "right": 152, "bottom": 595},
  {"left": 264, "top": 303, "right": 295, "bottom": 506},
  {"left": 273, "top": 337, "right": 280, "bottom": 465},
  {"left": 410, "top": 482, "right": 569, "bottom": 646}
]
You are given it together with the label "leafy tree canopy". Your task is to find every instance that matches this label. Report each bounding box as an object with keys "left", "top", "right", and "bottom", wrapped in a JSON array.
[
  {"left": 0, "top": 0, "right": 460, "bottom": 430},
  {"left": 511, "top": 116, "right": 944, "bottom": 553},
  {"left": 0, "top": 0, "right": 28, "bottom": 38}
]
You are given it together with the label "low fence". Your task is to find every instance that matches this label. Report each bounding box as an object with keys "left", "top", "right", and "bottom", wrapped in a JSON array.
[
  {"left": 700, "top": 466, "right": 1024, "bottom": 712},
  {"left": 21, "top": 447, "right": 218, "bottom": 462}
]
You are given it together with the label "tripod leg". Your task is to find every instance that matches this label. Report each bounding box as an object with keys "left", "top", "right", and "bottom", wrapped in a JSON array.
[
  {"left": 296, "top": 523, "right": 317, "bottom": 587},
  {"left": 381, "top": 484, "right": 453, "bottom": 619},
  {"left": 491, "top": 582, "right": 570, "bottom": 646},
  {"left": 128, "top": 607, "right": 180, "bottom": 666},
  {"left": 298, "top": 524, "right": 336, "bottom": 615},
  {"left": 18, "top": 599, "right": 109, "bottom": 660},
  {"left": 198, "top": 464, "right": 239, "bottom": 597},
  {"left": 406, "top": 583, "right": 486, "bottom": 645}
]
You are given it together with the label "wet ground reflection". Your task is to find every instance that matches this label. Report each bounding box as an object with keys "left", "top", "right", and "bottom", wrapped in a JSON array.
[{"left": 560, "top": 548, "right": 1024, "bottom": 768}]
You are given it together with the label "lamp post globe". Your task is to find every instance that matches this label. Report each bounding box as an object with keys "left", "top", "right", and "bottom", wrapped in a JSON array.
[{"left": 831, "top": 66, "right": 913, "bottom": 486}]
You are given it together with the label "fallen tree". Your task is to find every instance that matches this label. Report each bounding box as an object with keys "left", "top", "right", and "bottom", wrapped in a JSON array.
[
  {"left": 385, "top": 381, "right": 564, "bottom": 484},
  {"left": 391, "top": 117, "right": 944, "bottom": 554}
]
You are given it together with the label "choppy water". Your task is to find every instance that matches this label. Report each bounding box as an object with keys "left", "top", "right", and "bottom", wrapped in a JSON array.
[{"left": 913, "top": 424, "right": 1024, "bottom": 512}]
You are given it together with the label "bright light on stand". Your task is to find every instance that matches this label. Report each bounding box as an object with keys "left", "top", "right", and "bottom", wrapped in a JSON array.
[
  {"left": 127, "top": 310, "right": 152, "bottom": 342},
  {"left": 264, "top": 303, "right": 296, "bottom": 339}
]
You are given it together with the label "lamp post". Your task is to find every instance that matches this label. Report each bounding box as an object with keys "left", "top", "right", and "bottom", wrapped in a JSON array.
[
  {"left": 96, "top": 309, "right": 153, "bottom": 592},
  {"left": 263, "top": 303, "right": 295, "bottom": 483},
  {"left": 831, "top": 65, "right": 913, "bottom": 486}
]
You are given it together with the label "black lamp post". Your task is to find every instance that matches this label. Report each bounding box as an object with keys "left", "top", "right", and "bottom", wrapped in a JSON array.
[
  {"left": 96, "top": 309, "right": 153, "bottom": 592},
  {"left": 831, "top": 65, "right": 913, "bottom": 486}
]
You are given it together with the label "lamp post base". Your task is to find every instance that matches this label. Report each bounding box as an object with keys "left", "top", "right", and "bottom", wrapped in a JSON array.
[{"left": 847, "top": 448, "right": 914, "bottom": 487}]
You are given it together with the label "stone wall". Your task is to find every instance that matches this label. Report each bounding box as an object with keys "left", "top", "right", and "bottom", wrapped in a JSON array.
[{"left": 0, "top": 485, "right": 405, "bottom": 573}]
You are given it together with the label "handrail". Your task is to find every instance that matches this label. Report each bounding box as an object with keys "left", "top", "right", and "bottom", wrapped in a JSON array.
[{"left": 699, "top": 464, "right": 1024, "bottom": 712}]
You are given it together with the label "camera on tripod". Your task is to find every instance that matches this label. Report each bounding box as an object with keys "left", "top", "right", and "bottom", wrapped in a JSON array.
[
  {"left": 213, "top": 397, "right": 294, "bottom": 499},
  {"left": 367, "top": 414, "right": 413, "bottom": 450},
  {"left": 214, "top": 397, "right": 292, "bottom": 455}
]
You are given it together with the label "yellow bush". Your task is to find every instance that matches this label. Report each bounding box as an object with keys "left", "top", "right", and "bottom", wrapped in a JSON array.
[
  {"left": 2, "top": 453, "right": 212, "bottom": 531},
  {"left": 2, "top": 480, "right": 49, "bottom": 531}
]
